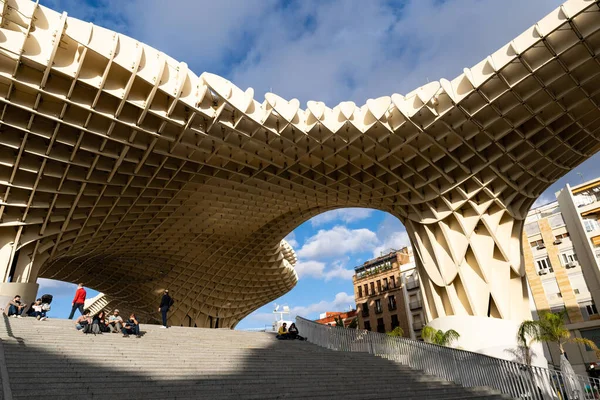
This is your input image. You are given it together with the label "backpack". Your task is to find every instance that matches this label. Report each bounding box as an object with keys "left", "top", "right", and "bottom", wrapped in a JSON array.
[
  {"left": 169, "top": 297, "right": 175, "bottom": 307},
  {"left": 83, "top": 321, "right": 101, "bottom": 335}
]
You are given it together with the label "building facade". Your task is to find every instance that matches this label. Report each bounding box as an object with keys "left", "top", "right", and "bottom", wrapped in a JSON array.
[
  {"left": 315, "top": 310, "right": 358, "bottom": 327},
  {"left": 523, "top": 177, "right": 600, "bottom": 374},
  {"left": 353, "top": 247, "right": 425, "bottom": 340}
]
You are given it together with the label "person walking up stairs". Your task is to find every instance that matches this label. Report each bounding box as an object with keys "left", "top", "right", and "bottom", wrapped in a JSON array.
[{"left": 68, "top": 283, "right": 86, "bottom": 320}]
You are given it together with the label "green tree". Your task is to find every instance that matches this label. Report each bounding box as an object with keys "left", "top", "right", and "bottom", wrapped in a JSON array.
[
  {"left": 421, "top": 326, "right": 460, "bottom": 347},
  {"left": 334, "top": 316, "right": 345, "bottom": 327},
  {"left": 387, "top": 326, "right": 404, "bottom": 337},
  {"left": 517, "top": 310, "right": 600, "bottom": 365},
  {"left": 347, "top": 317, "right": 358, "bottom": 329}
]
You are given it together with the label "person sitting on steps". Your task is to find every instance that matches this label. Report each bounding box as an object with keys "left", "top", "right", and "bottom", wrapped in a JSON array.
[
  {"left": 7, "top": 295, "right": 27, "bottom": 318},
  {"left": 287, "top": 323, "right": 306, "bottom": 341},
  {"left": 276, "top": 322, "right": 289, "bottom": 340},
  {"left": 94, "top": 310, "right": 110, "bottom": 332},
  {"left": 107, "top": 309, "right": 123, "bottom": 333},
  {"left": 28, "top": 298, "right": 47, "bottom": 320},
  {"left": 121, "top": 313, "right": 140, "bottom": 337},
  {"left": 75, "top": 310, "right": 91, "bottom": 330}
]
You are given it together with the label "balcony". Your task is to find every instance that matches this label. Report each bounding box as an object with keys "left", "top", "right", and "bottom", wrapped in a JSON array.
[
  {"left": 375, "top": 307, "right": 383, "bottom": 315},
  {"left": 406, "top": 280, "right": 420, "bottom": 290},
  {"left": 409, "top": 300, "right": 422, "bottom": 310},
  {"left": 361, "top": 310, "right": 369, "bottom": 318},
  {"left": 413, "top": 321, "right": 423, "bottom": 330},
  {"left": 388, "top": 304, "right": 397, "bottom": 311}
]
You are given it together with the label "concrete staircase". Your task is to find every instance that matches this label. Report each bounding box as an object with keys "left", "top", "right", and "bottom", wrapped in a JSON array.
[{"left": 0, "top": 316, "right": 509, "bottom": 399}]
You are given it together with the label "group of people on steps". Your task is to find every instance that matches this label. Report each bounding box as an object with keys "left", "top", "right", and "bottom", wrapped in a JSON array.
[
  {"left": 7, "top": 286, "right": 310, "bottom": 343},
  {"left": 67, "top": 286, "right": 174, "bottom": 336},
  {"left": 6, "top": 294, "right": 51, "bottom": 320},
  {"left": 276, "top": 322, "right": 305, "bottom": 340}
]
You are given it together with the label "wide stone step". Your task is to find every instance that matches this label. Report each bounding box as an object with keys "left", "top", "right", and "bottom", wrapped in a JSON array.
[{"left": 0, "top": 318, "right": 508, "bottom": 400}]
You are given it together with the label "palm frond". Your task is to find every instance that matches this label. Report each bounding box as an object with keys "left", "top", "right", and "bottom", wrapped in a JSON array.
[
  {"left": 517, "top": 320, "right": 540, "bottom": 347},
  {"left": 571, "top": 337, "right": 600, "bottom": 358},
  {"left": 421, "top": 326, "right": 438, "bottom": 344},
  {"left": 441, "top": 329, "right": 460, "bottom": 346}
]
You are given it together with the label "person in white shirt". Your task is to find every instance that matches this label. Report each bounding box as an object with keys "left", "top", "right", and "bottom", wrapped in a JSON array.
[{"left": 107, "top": 309, "right": 124, "bottom": 333}]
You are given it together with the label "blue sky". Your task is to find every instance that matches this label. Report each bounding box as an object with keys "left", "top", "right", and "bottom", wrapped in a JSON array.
[{"left": 36, "top": 0, "right": 600, "bottom": 327}]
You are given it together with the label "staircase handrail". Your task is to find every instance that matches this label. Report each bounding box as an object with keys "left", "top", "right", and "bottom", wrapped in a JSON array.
[{"left": 296, "top": 316, "right": 600, "bottom": 400}]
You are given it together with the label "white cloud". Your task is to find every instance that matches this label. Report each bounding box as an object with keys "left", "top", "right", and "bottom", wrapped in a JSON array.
[
  {"left": 309, "top": 208, "right": 374, "bottom": 227},
  {"left": 372, "top": 230, "right": 411, "bottom": 258},
  {"left": 531, "top": 193, "right": 555, "bottom": 209},
  {"left": 323, "top": 260, "right": 355, "bottom": 281},
  {"left": 48, "top": 0, "right": 563, "bottom": 107},
  {"left": 284, "top": 232, "right": 299, "bottom": 248},
  {"left": 297, "top": 225, "right": 378, "bottom": 259},
  {"left": 294, "top": 260, "right": 326, "bottom": 279}
]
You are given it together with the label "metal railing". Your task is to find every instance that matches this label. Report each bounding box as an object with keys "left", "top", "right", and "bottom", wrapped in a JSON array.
[
  {"left": 296, "top": 316, "right": 600, "bottom": 400},
  {"left": 406, "top": 279, "right": 420, "bottom": 290},
  {"left": 409, "top": 299, "right": 422, "bottom": 310}
]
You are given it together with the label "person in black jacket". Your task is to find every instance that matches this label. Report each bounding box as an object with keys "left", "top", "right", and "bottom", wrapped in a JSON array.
[{"left": 158, "top": 290, "right": 173, "bottom": 328}]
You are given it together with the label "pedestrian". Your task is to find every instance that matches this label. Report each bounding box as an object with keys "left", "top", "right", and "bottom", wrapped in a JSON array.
[
  {"left": 68, "top": 283, "right": 86, "bottom": 320},
  {"left": 6, "top": 295, "right": 27, "bottom": 318},
  {"left": 158, "top": 289, "right": 173, "bottom": 328}
]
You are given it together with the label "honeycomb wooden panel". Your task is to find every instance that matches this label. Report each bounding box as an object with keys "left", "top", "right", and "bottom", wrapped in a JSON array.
[{"left": 0, "top": 0, "right": 599, "bottom": 327}]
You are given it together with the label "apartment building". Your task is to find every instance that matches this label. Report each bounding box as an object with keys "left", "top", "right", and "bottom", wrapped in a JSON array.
[
  {"left": 523, "top": 177, "right": 600, "bottom": 374},
  {"left": 353, "top": 247, "right": 425, "bottom": 340}
]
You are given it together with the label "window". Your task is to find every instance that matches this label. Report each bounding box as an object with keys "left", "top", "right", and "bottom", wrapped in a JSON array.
[
  {"left": 581, "top": 302, "right": 599, "bottom": 321},
  {"left": 388, "top": 295, "right": 397, "bottom": 310},
  {"left": 583, "top": 218, "right": 600, "bottom": 233},
  {"left": 548, "top": 213, "right": 565, "bottom": 228},
  {"left": 383, "top": 278, "right": 388, "bottom": 291},
  {"left": 580, "top": 328, "right": 600, "bottom": 351},
  {"left": 561, "top": 251, "right": 578, "bottom": 265},
  {"left": 370, "top": 282, "right": 375, "bottom": 295},
  {"left": 536, "top": 257, "right": 553, "bottom": 274},
  {"left": 568, "top": 272, "right": 590, "bottom": 297},
  {"left": 364, "top": 284, "right": 368, "bottom": 296},
  {"left": 391, "top": 315, "right": 399, "bottom": 330},
  {"left": 377, "top": 318, "right": 385, "bottom": 333},
  {"left": 525, "top": 222, "right": 541, "bottom": 236},
  {"left": 575, "top": 194, "right": 596, "bottom": 208},
  {"left": 364, "top": 321, "right": 371, "bottom": 331},
  {"left": 555, "top": 233, "right": 570, "bottom": 240},
  {"left": 543, "top": 280, "right": 561, "bottom": 301},
  {"left": 361, "top": 302, "right": 369, "bottom": 317},
  {"left": 530, "top": 239, "right": 544, "bottom": 248},
  {"left": 390, "top": 276, "right": 396, "bottom": 288},
  {"left": 358, "top": 286, "right": 363, "bottom": 298},
  {"left": 375, "top": 299, "right": 382, "bottom": 314},
  {"left": 377, "top": 280, "right": 382, "bottom": 293}
]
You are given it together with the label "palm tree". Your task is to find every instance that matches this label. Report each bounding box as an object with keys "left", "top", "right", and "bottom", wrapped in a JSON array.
[
  {"left": 334, "top": 316, "right": 345, "bottom": 327},
  {"left": 421, "top": 325, "right": 460, "bottom": 347},
  {"left": 513, "top": 319, "right": 540, "bottom": 366},
  {"left": 347, "top": 317, "right": 358, "bottom": 329},
  {"left": 386, "top": 326, "right": 404, "bottom": 337},
  {"left": 517, "top": 310, "right": 600, "bottom": 363}
]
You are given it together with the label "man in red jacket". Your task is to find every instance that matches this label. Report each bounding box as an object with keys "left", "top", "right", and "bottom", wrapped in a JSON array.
[{"left": 68, "top": 283, "right": 86, "bottom": 319}]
